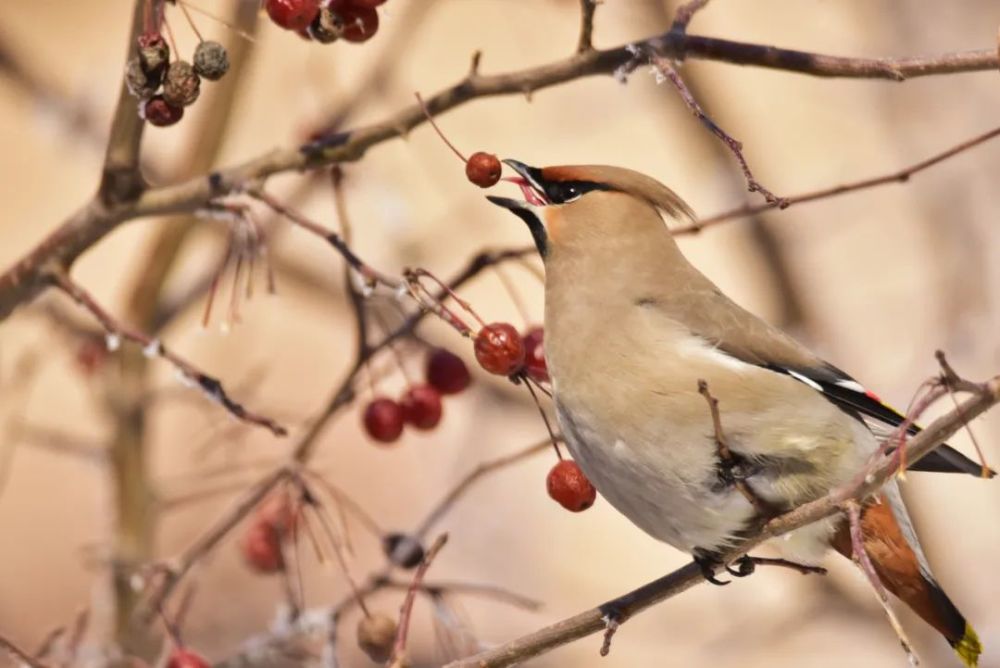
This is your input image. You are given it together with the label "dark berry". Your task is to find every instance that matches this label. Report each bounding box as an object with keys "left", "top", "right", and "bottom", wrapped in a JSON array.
[
  {"left": 466, "top": 152, "right": 502, "bottom": 188},
  {"left": 137, "top": 32, "right": 170, "bottom": 76},
  {"left": 308, "top": 7, "right": 344, "bottom": 43},
  {"left": 382, "top": 532, "right": 425, "bottom": 569},
  {"left": 522, "top": 326, "right": 548, "bottom": 383},
  {"left": 356, "top": 613, "right": 397, "bottom": 663},
  {"left": 426, "top": 348, "right": 471, "bottom": 395},
  {"left": 400, "top": 384, "right": 443, "bottom": 430},
  {"left": 474, "top": 323, "right": 525, "bottom": 376},
  {"left": 193, "top": 40, "right": 229, "bottom": 81},
  {"left": 363, "top": 397, "right": 404, "bottom": 444},
  {"left": 167, "top": 649, "right": 211, "bottom": 668},
  {"left": 330, "top": 0, "right": 379, "bottom": 42},
  {"left": 265, "top": 0, "right": 321, "bottom": 31},
  {"left": 141, "top": 96, "right": 184, "bottom": 127},
  {"left": 546, "top": 460, "right": 597, "bottom": 512},
  {"left": 125, "top": 57, "right": 159, "bottom": 100},
  {"left": 240, "top": 521, "right": 284, "bottom": 572},
  {"left": 163, "top": 61, "right": 201, "bottom": 107}
]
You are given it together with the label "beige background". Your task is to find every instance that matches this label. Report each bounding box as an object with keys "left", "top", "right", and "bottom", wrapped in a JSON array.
[{"left": 1, "top": 1, "right": 1000, "bottom": 666}]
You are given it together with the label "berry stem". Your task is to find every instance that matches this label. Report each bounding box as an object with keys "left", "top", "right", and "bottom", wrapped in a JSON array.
[
  {"left": 493, "top": 264, "right": 531, "bottom": 326},
  {"left": 407, "top": 268, "right": 486, "bottom": 328},
  {"left": 177, "top": 1, "right": 204, "bottom": 42},
  {"left": 524, "top": 376, "right": 563, "bottom": 460},
  {"left": 371, "top": 309, "right": 414, "bottom": 385},
  {"left": 162, "top": 14, "right": 180, "bottom": 61},
  {"left": 414, "top": 92, "right": 468, "bottom": 163},
  {"left": 177, "top": 1, "right": 258, "bottom": 43}
]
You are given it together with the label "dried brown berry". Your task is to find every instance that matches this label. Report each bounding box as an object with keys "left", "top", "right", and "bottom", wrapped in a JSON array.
[
  {"left": 193, "top": 40, "right": 229, "bottom": 81},
  {"left": 546, "top": 460, "right": 597, "bottom": 512},
  {"left": 308, "top": 7, "right": 344, "bottom": 43},
  {"left": 466, "top": 152, "right": 502, "bottom": 187},
  {"left": 356, "top": 613, "right": 397, "bottom": 663},
  {"left": 125, "top": 57, "right": 160, "bottom": 100},
  {"left": 137, "top": 32, "right": 170, "bottom": 77},
  {"left": 140, "top": 96, "right": 184, "bottom": 127},
  {"left": 163, "top": 61, "right": 201, "bottom": 107},
  {"left": 474, "top": 322, "right": 525, "bottom": 376}
]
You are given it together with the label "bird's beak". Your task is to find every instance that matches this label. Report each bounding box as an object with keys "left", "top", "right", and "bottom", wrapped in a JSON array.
[{"left": 486, "top": 160, "right": 549, "bottom": 257}]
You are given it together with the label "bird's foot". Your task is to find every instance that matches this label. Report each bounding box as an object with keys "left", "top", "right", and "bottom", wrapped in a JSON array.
[{"left": 693, "top": 551, "right": 731, "bottom": 586}]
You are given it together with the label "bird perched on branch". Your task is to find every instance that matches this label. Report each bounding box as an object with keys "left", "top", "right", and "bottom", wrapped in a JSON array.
[{"left": 488, "top": 161, "right": 990, "bottom": 666}]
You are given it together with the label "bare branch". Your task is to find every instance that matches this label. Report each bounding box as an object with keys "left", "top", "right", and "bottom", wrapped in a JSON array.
[
  {"left": 677, "top": 124, "right": 1000, "bottom": 234},
  {"left": 671, "top": 0, "right": 711, "bottom": 33},
  {"left": 576, "top": 0, "right": 598, "bottom": 53},
  {"left": 0, "top": 631, "right": 50, "bottom": 668},
  {"left": 390, "top": 534, "right": 449, "bottom": 667}
]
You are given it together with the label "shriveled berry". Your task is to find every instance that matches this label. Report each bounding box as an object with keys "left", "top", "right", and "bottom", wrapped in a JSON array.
[
  {"left": 382, "top": 532, "right": 425, "bottom": 569},
  {"left": 125, "top": 57, "right": 159, "bottom": 100},
  {"left": 363, "top": 397, "right": 404, "bottom": 444},
  {"left": 474, "top": 323, "right": 525, "bottom": 376},
  {"left": 167, "top": 649, "right": 211, "bottom": 668},
  {"left": 240, "top": 521, "right": 284, "bottom": 572},
  {"left": 265, "top": 0, "right": 321, "bottom": 31},
  {"left": 400, "top": 384, "right": 443, "bottom": 430},
  {"left": 308, "top": 7, "right": 344, "bottom": 43},
  {"left": 193, "top": 40, "right": 229, "bottom": 81},
  {"left": 356, "top": 613, "right": 397, "bottom": 663},
  {"left": 141, "top": 95, "right": 184, "bottom": 127},
  {"left": 163, "top": 61, "right": 201, "bottom": 107},
  {"left": 137, "top": 32, "right": 170, "bottom": 76},
  {"left": 546, "top": 460, "right": 597, "bottom": 512},
  {"left": 329, "top": 0, "right": 379, "bottom": 42},
  {"left": 426, "top": 348, "right": 471, "bottom": 395},
  {"left": 522, "top": 326, "right": 548, "bottom": 383},
  {"left": 465, "top": 152, "right": 502, "bottom": 188}
]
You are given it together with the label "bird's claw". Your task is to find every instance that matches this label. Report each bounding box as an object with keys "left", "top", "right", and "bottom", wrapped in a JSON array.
[
  {"left": 725, "top": 555, "right": 756, "bottom": 578},
  {"left": 694, "top": 553, "right": 730, "bottom": 586}
]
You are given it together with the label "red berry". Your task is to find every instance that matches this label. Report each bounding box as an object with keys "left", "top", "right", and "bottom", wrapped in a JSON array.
[
  {"left": 240, "top": 521, "right": 284, "bottom": 573},
  {"left": 75, "top": 337, "right": 108, "bottom": 376},
  {"left": 254, "top": 492, "right": 299, "bottom": 539},
  {"left": 400, "top": 384, "right": 443, "bottom": 430},
  {"left": 167, "top": 649, "right": 211, "bottom": 668},
  {"left": 465, "top": 152, "right": 502, "bottom": 188},
  {"left": 329, "top": 0, "right": 379, "bottom": 42},
  {"left": 426, "top": 348, "right": 471, "bottom": 395},
  {"left": 474, "top": 323, "right": 525, "bottom": 376},
  {"left": 363, "top": 397, "right": 404, "bottom": 443},
  {"left": 546, "top": 460, "right": 596, "bottom": 512},
  {"left": 348, "top": 0, "right": 387, "bottom": 8},
  {"left": 522, "top": 326, "right": 548, "bottom": 383},
  {"left": 141, "top": 96, "right": 183, "bottom": 127},
  {"left": 265, "top": 0, "right": 321, "bottom": 31}
]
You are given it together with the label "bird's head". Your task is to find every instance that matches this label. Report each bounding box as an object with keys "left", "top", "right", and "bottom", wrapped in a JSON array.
[{"left": 486, "top": 161, "right": 695, "bottom": 260}]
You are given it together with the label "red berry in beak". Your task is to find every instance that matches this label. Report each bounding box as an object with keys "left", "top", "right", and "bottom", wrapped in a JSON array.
[
  {"left": 474, "top": 323, "right": 525, "bottom": 376},
  {"left": 546, "top": 460, "right": 596, "bottom": 512},
  {"left": 466, "top": 152, "right": 502, "bottom": 187},
  {"left": 363, "top": 397, "right": 405, "bottom": 443},
  {"left": 400, "top": 384, "right": 443, "bottom": 430}
]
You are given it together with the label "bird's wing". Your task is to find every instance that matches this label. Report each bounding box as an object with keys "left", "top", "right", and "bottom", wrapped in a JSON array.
[{"left": 667, "top": 285, "right": 991, "bottom": 477}]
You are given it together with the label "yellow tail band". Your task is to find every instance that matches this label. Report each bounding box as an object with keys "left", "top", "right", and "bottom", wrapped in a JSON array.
[{"left": 954, "top": 623, "right": 982, "bottom": 667}]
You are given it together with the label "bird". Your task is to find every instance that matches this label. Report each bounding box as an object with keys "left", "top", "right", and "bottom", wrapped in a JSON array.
[{"left": 487, "top": 160, "right": 990, "bottom": 667}]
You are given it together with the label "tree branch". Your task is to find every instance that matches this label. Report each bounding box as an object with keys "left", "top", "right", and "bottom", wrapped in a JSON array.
[{"left": 444, "top": 371, "right": 1000, "bottom": 668}]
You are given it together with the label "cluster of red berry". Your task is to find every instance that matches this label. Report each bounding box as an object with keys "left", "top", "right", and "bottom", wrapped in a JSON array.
[
  {"left": 265, "top": 0, "right": 384, "bottom": 43},
  {"left": 361, "top": 347, "right": 469, "bottom": 444},
  {"left": 474, "top": 323, "right": 548, "bottom": 382},
  {"left": 127, "top": 30, "right": 230, "bottom": 127},
  {"left": 239, "top": 492, "right": 299, "bottom": 573}
]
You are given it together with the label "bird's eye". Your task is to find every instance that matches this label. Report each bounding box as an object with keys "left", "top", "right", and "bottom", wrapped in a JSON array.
[{"left": 546, "top": 182, "right": 582, "bottom": 204}]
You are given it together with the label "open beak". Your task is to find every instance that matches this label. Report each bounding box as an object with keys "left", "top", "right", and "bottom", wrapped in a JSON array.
[{"left": 485, "top": 160, "right": 550, "bottom": 257}]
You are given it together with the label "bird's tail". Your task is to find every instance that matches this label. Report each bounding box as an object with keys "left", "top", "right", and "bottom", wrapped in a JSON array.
[{"left": 830, "top": 492, "right": 982, "bottom": 667}]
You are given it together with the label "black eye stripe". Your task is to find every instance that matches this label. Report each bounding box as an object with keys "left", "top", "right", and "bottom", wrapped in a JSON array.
[{"left": 544, "top": 180, "right": 610, "bottom": 204}]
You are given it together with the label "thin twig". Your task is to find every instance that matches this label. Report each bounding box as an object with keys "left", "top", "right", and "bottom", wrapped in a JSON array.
[
  {"left": 678, "top": 124, "right": 1000, "bottom": 234},
  {"left": 576, "top": 0, "right": 598, "bottom": 53},
  {"left": 0, "top": 632, "right": 51, "bottom": 668},
  {"left": 390, "top": 534, "right": 449, "bottom": 667},
  {"left": 671, "top": 0, "right": 711, "bottom": 33}
]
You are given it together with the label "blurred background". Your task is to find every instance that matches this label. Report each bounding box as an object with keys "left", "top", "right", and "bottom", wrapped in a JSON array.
[{"left": 1, "top": 1, "right": 1000, "bottom": 666}]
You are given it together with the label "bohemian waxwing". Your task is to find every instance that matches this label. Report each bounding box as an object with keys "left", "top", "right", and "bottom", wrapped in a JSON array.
[{"left": 487, "top": 160, "right": 990, "bottom": 666}]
